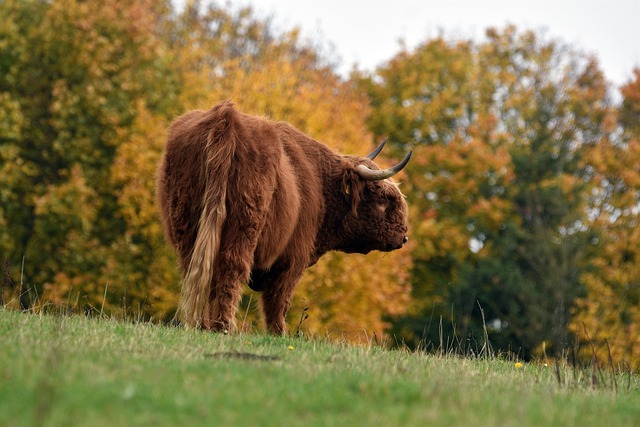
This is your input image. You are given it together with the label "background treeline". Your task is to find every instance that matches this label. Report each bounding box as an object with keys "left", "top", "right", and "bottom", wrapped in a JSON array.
[{"left": 1, "top": 0, "right": 638, "bottom": 367}]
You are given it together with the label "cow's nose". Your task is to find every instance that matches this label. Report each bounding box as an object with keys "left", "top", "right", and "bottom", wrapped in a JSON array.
[{"left": 403, "top": 236, "right": 409, "bottom": 244}]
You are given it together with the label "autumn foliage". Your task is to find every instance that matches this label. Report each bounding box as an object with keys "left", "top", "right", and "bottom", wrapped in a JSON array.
[{"left": 1, "top": 1, "right": 638, "bottom": 366}]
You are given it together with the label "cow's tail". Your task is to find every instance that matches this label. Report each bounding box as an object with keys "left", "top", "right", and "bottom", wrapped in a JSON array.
[{"left": 178, "top": 102, "right": 238, "bottom": 328}]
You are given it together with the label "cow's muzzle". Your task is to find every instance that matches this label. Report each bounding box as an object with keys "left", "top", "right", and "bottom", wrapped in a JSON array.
[{"left": 387, "top": 236, "right": 409, "bottom": 251}]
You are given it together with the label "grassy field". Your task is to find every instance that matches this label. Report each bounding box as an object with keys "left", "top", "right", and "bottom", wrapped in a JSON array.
[{"left": 1, "top": 308, "right": 638, "bottom": 426}]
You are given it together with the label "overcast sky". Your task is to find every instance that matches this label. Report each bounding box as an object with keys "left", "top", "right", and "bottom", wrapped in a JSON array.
[{"left": 233, "top": 0, "right": 639, "bottom": 89}]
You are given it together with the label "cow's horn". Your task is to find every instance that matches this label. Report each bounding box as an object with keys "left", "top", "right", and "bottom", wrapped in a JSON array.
[
  {"left": 356, "top": 150, "right": 412, "bottom": 180},
  {"left": 365, "top": 138, "right": 387, "bottom": 160}
]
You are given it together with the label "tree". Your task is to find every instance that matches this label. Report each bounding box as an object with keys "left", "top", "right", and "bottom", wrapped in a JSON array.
[
  {"left": 476, "top": 29, "right": 613, "bottom": 357},
  {"left": 0, "top": 0, "right": 179, "bottom": 316},
  {"left": 363, "top": 26, "right": 614, "bottom": 358},
  {"left": 569, "top": 70, "right": 640, "bottom": 366}
]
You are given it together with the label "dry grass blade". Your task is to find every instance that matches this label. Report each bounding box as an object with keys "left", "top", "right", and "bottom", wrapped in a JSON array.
[
  {"left": 605, "top": 339, "right": 618, "bottom": 393},
  {"left": 582, "top": 322, "right": 600, "bottom": 388},
  {"left": 554, "top": 355, "right": 563, "bottom": 386},
  {"left": 476, "top": 300, "right": 493, "bottom": 359},
  {"left": 295, "top": 305, "right": 309, "bottom": 338}
]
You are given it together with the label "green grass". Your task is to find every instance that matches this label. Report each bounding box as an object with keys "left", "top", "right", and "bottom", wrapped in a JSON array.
[{"left": 1, "top": 308, "right": 638, "bottom": 427}]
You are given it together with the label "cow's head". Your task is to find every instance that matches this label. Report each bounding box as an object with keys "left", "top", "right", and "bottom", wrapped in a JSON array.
[{"left": 338, "top": 139, "right": 411, "bottom": 254}]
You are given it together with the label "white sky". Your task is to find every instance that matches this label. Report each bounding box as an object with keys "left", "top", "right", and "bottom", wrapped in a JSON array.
[{"left": 237, "top": 0, "right": 639, "bottom": 89}]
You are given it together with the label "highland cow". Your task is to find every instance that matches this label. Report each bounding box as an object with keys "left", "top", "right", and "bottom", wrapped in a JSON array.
[{"left": 156, "top": 101, "right": 411, "bottom": 334}]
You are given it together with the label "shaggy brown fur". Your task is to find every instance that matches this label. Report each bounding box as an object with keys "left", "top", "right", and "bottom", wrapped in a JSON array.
[{"left": 156, "top": 100, "right": 410, "bottom": 334}]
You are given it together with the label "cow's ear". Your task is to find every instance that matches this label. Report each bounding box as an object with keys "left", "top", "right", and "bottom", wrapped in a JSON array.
[{"left": 342, "top": 169, "right": 364, "bottom": 216}]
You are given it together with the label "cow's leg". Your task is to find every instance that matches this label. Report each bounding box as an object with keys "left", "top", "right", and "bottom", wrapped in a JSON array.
[
  {"left": 258, "top": 259, "right": 307, "bottom": 334},
  {"left": 207, "top": 191, "right": 272, "bottom": 333},
  {"left": 208, "top": 255, "right": 249, "bottom": 333}
]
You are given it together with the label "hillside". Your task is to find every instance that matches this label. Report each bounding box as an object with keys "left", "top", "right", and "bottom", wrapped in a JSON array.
[{"left": 1, "top": 309, "right": 638, "bottom": 426}]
